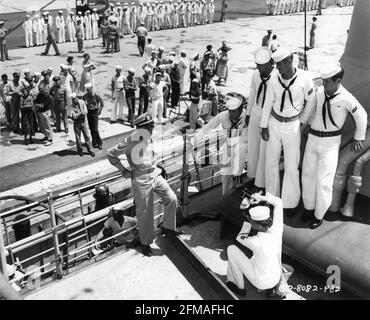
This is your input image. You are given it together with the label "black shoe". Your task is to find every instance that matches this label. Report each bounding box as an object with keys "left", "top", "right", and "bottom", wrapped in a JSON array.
[
  {"left": 41, "top": 136, "right": 48, "bottom": 142},
  {"left": 90, "top": 151, "right": 96, "bottom": 157},
  {"left": 301, "top": 209, "right": 314, "bottom": 222},
  {"left": 285, "top": 207, "right": 298, "bottom": 218},
  {"left": 29, "top": 138, "right": 33, "bottom": 144},
  {"left": 162, "top": 227, "right": 183, "bottom": 236},
  {"left": 24, "top": 138, "right": 29, "bottom": 145},
  {"left": 310, "top": 218, "right": 322, "bottom": 229},
  {"left": 65, "top": 128, "right": 69, "bottom": 133},
  {"left": 78, "top": 151, "right": 83, "bottom": 157},
  {"left": 55, "top": 53, "right": 60, "bottom": 56},
  {"left": 141, "top": 244, "right": 152, "bottom": 257},
  {"left": 41, "top": 52, "right": 47, "bottom": 55},
  {"left": 226, "top": 281, "right": 246, "bottom": 297}
]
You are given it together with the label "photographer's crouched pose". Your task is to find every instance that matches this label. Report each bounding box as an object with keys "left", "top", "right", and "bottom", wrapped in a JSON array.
[{"left": 226, "top": 192, "right": 284, "bottom": 297}]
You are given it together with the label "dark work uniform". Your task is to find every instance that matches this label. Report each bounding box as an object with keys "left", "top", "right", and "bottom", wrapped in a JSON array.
[
  {"left": 50, "top": 84, "right": 68, "bottom": 132},
  {"left": 83, "top": 92, "right": 104, "bottom": 148},
  {"left": 170, "top": 67, "right": 180, "bottom": 108},
  {"left": 138, "top": 74, "right": 150, "bottom": 116},
  {"left": 124, "top": 76, "right": 137, "bottom": 122}
]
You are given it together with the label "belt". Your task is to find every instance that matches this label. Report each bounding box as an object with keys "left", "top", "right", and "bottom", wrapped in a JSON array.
[
  {"left": 309, "top": 128, "right": 342, "bottom": 138},
  {"left": 271, "top": 108, "right": 300, "bottom": 123}
]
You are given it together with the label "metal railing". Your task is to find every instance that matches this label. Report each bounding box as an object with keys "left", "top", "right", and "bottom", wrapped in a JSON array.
[{"left": 0, "top": 129, "right": 226, "bottom": 293}]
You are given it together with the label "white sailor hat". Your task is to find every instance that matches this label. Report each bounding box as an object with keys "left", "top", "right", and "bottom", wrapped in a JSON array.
[
  {"left": 124, "top": 2, "right": 129, "bottom": 5},
  {"left": 254, "top": 47, "right": 271, "bottom": 65},
  {"left": 192, "top": 53, "right": 199, "bottom": 59},
  {"left": 85, "top": 83, "right": 93, "bottom": 89},
  {"left": 93, "top": 8, "right": 97, "bottom": 11},
  {"left": 320, "top": 63, "right": 342, "bottom": 79},
  {"left": 86, "top": 10, "right": 90, "bottom": 13},
  {"left": 116, "top": 2, "right": 120, "bottom": 5},
  {"left": 155, "top": 72, "right": 162, "bottom": 77},
  {"left": 169, "top": 51, "right": 176, "bottom": 56},
  {"left": 158, "top": 64, "right": 166, "bottom": 70},
  {"left": 45, "top": 11, "right": 50, "bottom": 14},
  {"left": 173, "top": 60, "right": 179, "bottom": 65},
  {"left": 78, "top": 11, "right": 82, "bottom": 15},
  {"left": 23, "top": 68, "right": 30, "bottom": 73},
  {"left": 26, "top": 14, "right": 30, "bottom": 18},
  {"left": 192, "top": 78, "right": 199, "bottom": 83},
  {"left": 128, "top": 67, "right": 135, "bottom": 74},
  {"left": 144, "top": 67, "right": 151, "bottom": 73},
  {"left": 70, "top": 92, "right": 77, "bottom": 98},
  {"left": 58, "top": 10, "right": 63, "bottom": 14},
  {"left": 226, "top": 97, "right": 243, "bottom": 110},
  {"left": 133, "top": 113, "right": 154, "bottom": 127},
  {"left": 60, "top": 64, "right": 69, "bottom": 70},
  {"left": 271, "top": 47, "right": 292, "bottom": 63},
  {"left": 158, "top": 46, "right": 165, "bottom": 51},
  {"left": 249, "top": 206, "right": 270, "bottom": 221},
  {"left": 0, "top": 21, "right": 4, "bottom": 25},
  {"left": 34, "top": 72, "right": 41, "bottom": 77},
  {"left": 70, "top": 11, "right": 74, "bottom": 14},
  {"left": 115, "top": 65, "right": 122, "bottom": 70}
]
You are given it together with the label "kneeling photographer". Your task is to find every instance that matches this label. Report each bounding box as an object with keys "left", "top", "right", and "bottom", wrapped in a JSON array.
[{"left": 226, "top": 191, "right": 284, "bottom": 298}]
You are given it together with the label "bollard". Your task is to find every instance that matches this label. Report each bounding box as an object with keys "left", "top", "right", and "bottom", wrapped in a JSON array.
[{"left": 47, "top": 190, "right": 63, "bottom": 280}]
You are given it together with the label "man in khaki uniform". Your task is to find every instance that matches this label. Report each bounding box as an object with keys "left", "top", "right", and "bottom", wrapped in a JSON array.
[{"left": 107, "top": 113, "right": 180, "bottom": 256}]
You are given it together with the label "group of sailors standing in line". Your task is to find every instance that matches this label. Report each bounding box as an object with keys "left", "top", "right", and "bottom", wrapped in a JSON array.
[
  {"left": 265, "top": 0, "right": 355, "bottom": 15},
  {"left": 21, "top": 0, "right": 216, "bottom": 48}
]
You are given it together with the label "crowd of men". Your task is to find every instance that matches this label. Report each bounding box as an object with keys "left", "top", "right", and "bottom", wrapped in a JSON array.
[
  {"left": 20, "top": 1, "right": 216, "bottom": 48},
  {"left": 265, "top": 0, "right": 355, "bottom": 15}
]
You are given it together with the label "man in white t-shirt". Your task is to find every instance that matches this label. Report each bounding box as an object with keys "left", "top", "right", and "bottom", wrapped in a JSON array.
[{"left": 149, "top": 72, "right": 165, "bottom": 124}]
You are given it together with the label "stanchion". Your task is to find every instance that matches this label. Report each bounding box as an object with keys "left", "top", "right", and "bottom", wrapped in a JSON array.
[
  {"left": 0, "top": 221, "right": 8, "bottom": 280},
  {"left": 47, "top": 190, "right": 63, "bottom": 280},
  {"left": 179, "top": 130, "right": 191, "bottom": 218}
]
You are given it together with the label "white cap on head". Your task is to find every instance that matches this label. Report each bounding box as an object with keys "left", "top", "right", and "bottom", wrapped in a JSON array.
[
  {"left": 128, "top": 67, "right": 135, "bottom": 74},
  {"left": 159, "top": 46, "right": 165, "bottom": 51},
  {"left": 158, "top": 64, "right": 166, "bottom": 70},
  {"left": 47, "top": 66, "right": 53, "bottom": 71},
  {"left": 192, "top": 78, "right": 199, "bottom": 83},
  {"left": 144, "top": 67, "right": 151, "bottom": 73},
  {"left": 169, "top": 51, "right": 176, "bottom": 56},
  {"left": 85, "top": 83, "right": 93, "bottom": 89},
  {"left": 26, "top": 14, "right": 30, "bottom": 18},
  {"left": 78, "top": 11, "right": 82, "bottom": 14},
  {"left": 115, "top": 65, "right": 122, "bottom": 70},
  {"left": 58, "top": 10, "right": 63, "bottom": 14},
  {"left": 45, "top": 11, "right": 49, "bottom": 14},
  {"left": 271, "top": 47, "right": 292, "bottom": 63},
  {"left": 93, "top": 8, "right": 97, "bottom": 11},
  {"left": 34, "top": 72, "right": 41, "bottom": 77},
  {"left": 249, "top": 206, "right": 270, "bottom": 221},
  {"left": 70, "top": 11, "right": 74, "bottom": 14},
  {"left": 70, "top": 92, "right": 77, "bottom": 98},
  {"left": 23, "top": 68, "right": 30, "bottom": 73},
  {"left": 60, "top": 64, "right": 69, "bottom": 70},
  {"left": 254, "top": 47, "right": 271, "bottom": 65},
  {"left": 320, "top": 63, "right": 342, "bottom": 79},
  {"left": 226, "top": 97, "right": 242, "bottom": 110}
]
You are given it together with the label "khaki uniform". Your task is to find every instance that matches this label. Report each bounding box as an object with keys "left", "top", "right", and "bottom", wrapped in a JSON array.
[{"left": 107, "top": 131, "right": 177, "bottom": 245}]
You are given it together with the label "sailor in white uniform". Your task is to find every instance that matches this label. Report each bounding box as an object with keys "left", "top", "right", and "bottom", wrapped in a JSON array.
[
  {"left": 76, "top": 12, "right": 84, "bottom": 40},
  {"left": 91, "top": 8, "right": 100, "bottom": 39},
  {"left": 33, "top": 14, "right": 43, "bottom": 46},
  {"left": 23, "top": 15, "right": 33, "bottom": 47},
  {"left": 226, "top": 192, "right": 283, "bottom": 296},
  {"left": 195, "top": 97, "right": 248, "bottom": 195},
  {"left": 246, "top": 47, "right": 275, "bottom": 191},
  {"left": 260, "top": 47, "right": 316, "bottom": 215},
  {"left": 56, "top": 10, "right": 66, "bottom": 43},
  {"left": 107, "top": 113, "right": 179, "bottom": 257},
  {"left": 66, "top": 11, "right": 76, "bottom": 42},
  {"left": 301, "top": 63, "right": 367, "bottom": 229}
]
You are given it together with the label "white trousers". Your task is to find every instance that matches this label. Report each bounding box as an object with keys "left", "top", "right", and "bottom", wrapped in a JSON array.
[
  {"left": 111, "top": 92, "right": 126, "bottom": 121},
  {"left": 247, "top": 107, "right": 266, "bottom": 188},
  {"left": 35, "top": 30, "right": 43, "bottom": 45},
  {"left": 227, "top": 245, "right": 280, "bottom": 290},
  {"left": 85, "top": 26, "right": 91, "bottom": 40},
  {"left": 265, "top": 117, "right": 301, "bottom": 208},
  {"left": 209, "top": 12, "right": 214, "bottom": 24},
  {"left": 43, "top": 26, "right": 48, "bottom": 43},
  {"left": 133, "top": 174, "right": 177, "bottom": 245},
  {"left": 152, "top": 99, "right": 163, "bottom": 123},
  {"left": 24, "top": 30, "right": 33, "bottom": 47},
  {"left": 92, "top": 22, "right": 99, "bottom": 39},
  {"left": 123, "top": 23, "right": 135, "bottom": 36},
  {"left": 302, "top": 134, "right": 341, "bottom": 220},
  {"left": 67, "top": 24, "right": 76, "bottom": 41},
  {"left": 57, "top": 27, "right": 66, "bottom": 43}
]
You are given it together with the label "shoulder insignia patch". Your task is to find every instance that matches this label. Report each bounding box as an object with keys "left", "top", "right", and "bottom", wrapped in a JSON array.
[
  {"left": 352, "top": 106, "right": 358, "bottom": 114},
  {"left": 307, "top": 88, "right": 313, "bottom": 96}
]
